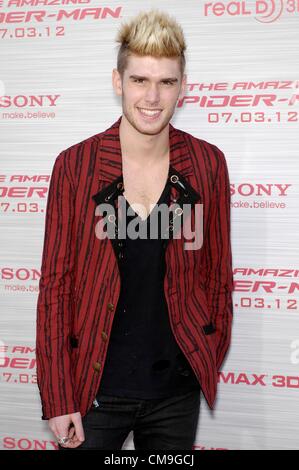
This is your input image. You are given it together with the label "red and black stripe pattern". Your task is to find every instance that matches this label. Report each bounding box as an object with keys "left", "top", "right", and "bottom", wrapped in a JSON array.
[{"left": 36, "top": 116, "right": 233, "bottom": 420}]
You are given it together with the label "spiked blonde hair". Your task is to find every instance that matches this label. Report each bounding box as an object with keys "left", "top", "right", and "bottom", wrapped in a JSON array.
[{"left": 115, "top": 9, "right": 186, "bottom": 77}]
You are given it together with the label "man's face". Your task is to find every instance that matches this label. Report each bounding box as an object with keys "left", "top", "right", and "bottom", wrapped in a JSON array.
[{"left": 112, "top": 54, "right": 186, "bottom": 136}]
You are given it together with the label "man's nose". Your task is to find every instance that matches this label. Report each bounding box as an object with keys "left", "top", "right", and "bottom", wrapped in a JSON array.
[{"left": 144, "top": 84, "right": 160, "bottom": 103}]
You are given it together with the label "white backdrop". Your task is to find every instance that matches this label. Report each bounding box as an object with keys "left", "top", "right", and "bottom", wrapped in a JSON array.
[{"left": 1, "top": 0, "right": 299, "bottom": 450}]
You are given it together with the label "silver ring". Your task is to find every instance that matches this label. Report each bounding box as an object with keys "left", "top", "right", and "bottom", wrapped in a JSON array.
[
  {"left": 175, "top": 207, "right": 183, "bottom": 216},
  {"left": 170, "top": 175, "right": 179, "bottom": 183},
  {"left": 57, "top": 436, "right": 70, "bottom": 445},
  {"left": 108, "top": 214, "right": 116, "bottom": 222}
]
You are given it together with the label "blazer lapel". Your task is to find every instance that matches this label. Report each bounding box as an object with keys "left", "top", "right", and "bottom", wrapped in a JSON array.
[{"left": 92, "top": 115, "right": 201, "bottom": 209}]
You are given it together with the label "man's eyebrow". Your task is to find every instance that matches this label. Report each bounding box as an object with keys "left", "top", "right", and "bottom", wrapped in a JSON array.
[{"left": 129, "top": 75, "right": 178, "bottom": 82}]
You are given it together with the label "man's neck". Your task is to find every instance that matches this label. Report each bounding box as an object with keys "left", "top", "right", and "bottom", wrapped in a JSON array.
[{"left": 119, "top": 114, "right": 169, "bottom": 167}]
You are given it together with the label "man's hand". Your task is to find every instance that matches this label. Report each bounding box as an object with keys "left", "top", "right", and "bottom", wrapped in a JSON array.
[{"left": 49, "top": 412, "right": 85, "bottom": 449}]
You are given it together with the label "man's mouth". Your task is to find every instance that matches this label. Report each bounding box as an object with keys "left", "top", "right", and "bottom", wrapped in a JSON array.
[{"left": 137, "top": 108, "right": 162, "bottom": 119}]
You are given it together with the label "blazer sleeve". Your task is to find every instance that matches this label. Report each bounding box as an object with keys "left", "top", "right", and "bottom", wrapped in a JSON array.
[
  {"left": 202, "top": 146, "right": 234, "bottom": 372},
  {"left": 35, "top": 151, "right": 80, "bottom": 420}
]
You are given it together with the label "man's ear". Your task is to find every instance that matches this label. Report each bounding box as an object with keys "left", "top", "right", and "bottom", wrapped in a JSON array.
[
  {"left": 178, "top": 73, "right": 187, "bottom": 100},
  {"left": 112, "top": 68, "right": 123, "bottom": 96}
]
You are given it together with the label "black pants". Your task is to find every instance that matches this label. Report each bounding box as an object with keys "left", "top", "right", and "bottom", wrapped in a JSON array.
[{"left": 58, "top": 389, "right": 201, "bottom": 450}]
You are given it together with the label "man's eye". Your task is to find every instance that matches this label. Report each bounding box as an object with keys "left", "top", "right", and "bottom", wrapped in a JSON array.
[
  {"left": 162, "top": 81, "right": 173, "bottom": 85},
  {"left": 133, "top": 78, "right": 144, "bottom": 83}
]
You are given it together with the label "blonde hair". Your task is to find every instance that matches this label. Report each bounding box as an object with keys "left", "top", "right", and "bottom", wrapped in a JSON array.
[{"left": 115, "top": 9, "right": 186, "bottom": 77}]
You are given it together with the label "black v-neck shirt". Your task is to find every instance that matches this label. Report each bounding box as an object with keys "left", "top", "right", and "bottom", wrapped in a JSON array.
[{"left": 98, "top": 179, "right": 201, "bottom": 399}]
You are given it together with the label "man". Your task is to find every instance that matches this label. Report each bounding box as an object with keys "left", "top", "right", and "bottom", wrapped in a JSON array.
[{"left": 36, "top": 9, "right": 234, "bottom": 450}]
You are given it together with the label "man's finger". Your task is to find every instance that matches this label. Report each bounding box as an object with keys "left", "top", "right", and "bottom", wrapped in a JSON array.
[
  {"left": 72, "top": 414, "right": 85, "bottom": 442},
  {"left": 68, "top": 426, "right": 75, "bottom": 439},
  {"left": 56, "top": 424, "right": 71, "bottom": 445}
]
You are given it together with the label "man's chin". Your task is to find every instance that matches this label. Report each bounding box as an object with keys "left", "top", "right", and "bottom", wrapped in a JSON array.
[{"left": 132, "top": 117, "right": 170, "bottom": 136}]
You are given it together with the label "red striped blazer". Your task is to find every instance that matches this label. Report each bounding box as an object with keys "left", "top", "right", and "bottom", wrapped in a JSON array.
[{"left": 36, "top": 116, "right": 234, "bottom": 420}]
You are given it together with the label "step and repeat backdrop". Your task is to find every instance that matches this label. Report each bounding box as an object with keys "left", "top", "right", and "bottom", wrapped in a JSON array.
[{"left": 1, "top": 0, "right": 299, "bottom": 450}]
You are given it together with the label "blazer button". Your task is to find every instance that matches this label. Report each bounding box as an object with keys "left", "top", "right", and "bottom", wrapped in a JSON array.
[
  {"left": 107, "top": 303, "right": 114, "bottom": 311},
  {"left": 101, "top": 331, "right": 108, "bottom": 341},
  {"left": 93, "top": 362, "right": 102, "bottom": 372}
]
